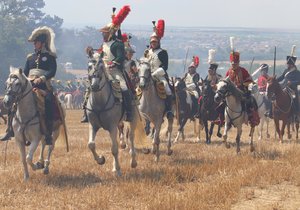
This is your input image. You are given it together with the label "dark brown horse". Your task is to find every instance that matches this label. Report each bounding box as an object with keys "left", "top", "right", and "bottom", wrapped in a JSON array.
[
  {"left": 199, "top": 80, "right": 222, "bottom": 144},
  {"left": 267, "top": 76, "right": 299, "bottom": 142},
  {"left": 0, "top": 97, "right": 8, "bottom": 124}
]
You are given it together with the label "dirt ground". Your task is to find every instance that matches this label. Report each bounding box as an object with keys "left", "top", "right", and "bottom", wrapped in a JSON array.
[{"left": 0, "top": 110, "right": 299, "bottom": 210}]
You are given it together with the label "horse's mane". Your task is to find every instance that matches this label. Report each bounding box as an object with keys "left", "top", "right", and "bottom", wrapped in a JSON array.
[{"left": 221, "top": 77, "right": 244, "bottom": 100}]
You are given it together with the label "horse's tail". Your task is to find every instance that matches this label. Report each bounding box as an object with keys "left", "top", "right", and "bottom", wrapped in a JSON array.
[{"left": 133, "top": 116, "right": 152, "bottom": 149}]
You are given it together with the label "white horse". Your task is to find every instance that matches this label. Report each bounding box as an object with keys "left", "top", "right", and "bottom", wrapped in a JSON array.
[
  {"left": 2, "top": 68, "right": 66, "bottom": 180},
  {"left": 64, "top": 93, "right": 73, "bottom": 109},
  {"left": 248, "top": 83, "right": 270, "bottom": 140},
  {"left": 214, "top": 77, "right": 255, "bottom": 154},
  {"left": 138, "top": 60, "right": 173, "bottom": 161},
  {"left": 86, "top": 58, "right": 138, "bottom": 176}
]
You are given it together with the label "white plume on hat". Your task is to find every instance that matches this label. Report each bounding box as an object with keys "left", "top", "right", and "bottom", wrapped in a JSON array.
[
  {"left": 291, "top": 45, "right": 296, "bottom": 56},
  {"left": 230, "top": 36, "right": 235, "bottom": 51},
  {"left": 208, "top": 49, "right": 216, "bottom": 64},
  {"left": 28, "top": 26, "right": 56, "bottom": 57}
]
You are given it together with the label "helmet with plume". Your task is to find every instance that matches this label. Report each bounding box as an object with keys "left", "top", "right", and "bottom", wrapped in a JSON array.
[
  {"left": 188, "top": 56, "right": 200, "bottom": 69},
  {"left": 99, "top": 6, "right": 131, "bottom": 36},
  {"left": 28, "top": 26, "right": 56, "bottom": 57},
  {"left": 229, "top": 36, "right": 240, "bottom": 64},
  {"left": 150, "top": 19, "right": 165, "bottom": 43},
  {"left": 208, "top": 49, "right": 218, "bottom": 71}
]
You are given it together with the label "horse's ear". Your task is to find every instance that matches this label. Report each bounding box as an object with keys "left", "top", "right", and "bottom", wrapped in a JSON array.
[
  {"left": 19, "top": 68, "right": 23, "bottom": 74},
  {"left": 274, "top": 75, "right": 277, "bottom": 79}
]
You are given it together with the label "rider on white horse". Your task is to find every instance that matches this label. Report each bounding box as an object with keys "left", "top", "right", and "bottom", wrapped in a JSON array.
[
  {"left": 81, "top": 7, "right": 133, "bottom": 123},
  {"left": 146, "top": 19, "right": 174, "bottom": 119},
  {"left": 225, "top": 37, "right": 260, "bottom": 127},
  {"left": 0, "top": 26, "right": 57, "bottom": 145},
  {"left": 257, "top": 64, "right": 272, "bottom": 118}
]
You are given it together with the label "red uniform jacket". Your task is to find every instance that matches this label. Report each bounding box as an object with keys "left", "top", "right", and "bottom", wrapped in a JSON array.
[
  {"left": 257, "top": 75, "right": 268, "bottom": 92},
  {"left": 225, "top": 66, "right": 253, "bottom": 90}
]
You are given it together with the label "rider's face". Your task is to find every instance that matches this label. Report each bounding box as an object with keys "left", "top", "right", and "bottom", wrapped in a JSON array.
[
  {"left": 102, "top": 32, "right": 110, "bottom": 42},
  {"left": 150, "top": 39, "right": 159, "bottom": 49},
  {"left": 231, "top": 63, "right": 239, "bottom": 70},
  {"left": 34, "top": 41, "right": 43, "bottom": 50}
]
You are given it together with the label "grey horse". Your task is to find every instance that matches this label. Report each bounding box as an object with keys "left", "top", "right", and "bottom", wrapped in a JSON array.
[
  {"left": 86, "top": 59, "right": 138, "bottom": 177},
  {"left": 2, "top": 67, "right": 66, "bottom": 180},
  {"left": 138, "top": 60, "right": 173, "bottom": 162}
]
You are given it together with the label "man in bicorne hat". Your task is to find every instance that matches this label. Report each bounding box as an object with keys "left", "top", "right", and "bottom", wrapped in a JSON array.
[
  {"left": 277, "top": 45, "right": 300, "bottom": 114},
  {"left": 0, "top": 26, "right": 57, "bottom": 145},
  {"left": 147, "top": 19, "right": 174, "bottom": 119},
  {"left": 225, "top": 37, "right": 259, "bottom": 126}
]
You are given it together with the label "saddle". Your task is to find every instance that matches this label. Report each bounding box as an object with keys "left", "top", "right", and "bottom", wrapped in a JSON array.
[
  {"left": 32, "top": 89, "right": 63, "bottom": 135},
  {"left": 110, "top": 81, "right": 123, "bottom": 102}
]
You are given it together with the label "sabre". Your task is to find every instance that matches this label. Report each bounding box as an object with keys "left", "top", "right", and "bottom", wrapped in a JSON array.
[
  {"left": 249, "top": 57, "right": 255, "bottom": 75},
  {"left": 183, "top": 47, "right": 189, "bottom": 73},
  {"left": 273, "top": 46, "right": 276, "bottom": 76}
]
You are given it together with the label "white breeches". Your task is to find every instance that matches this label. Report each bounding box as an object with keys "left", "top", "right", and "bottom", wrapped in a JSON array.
[
  {"left": 160, "top": 77, "right": 172, "bottom": 95},
  {"left": 106, "top": 67, "right": 128, "bottom": 91}
]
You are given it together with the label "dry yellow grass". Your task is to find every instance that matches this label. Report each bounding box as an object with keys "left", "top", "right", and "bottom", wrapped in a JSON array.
[{"left": 0, "top": 110, "right": 300, "bottom": 210}]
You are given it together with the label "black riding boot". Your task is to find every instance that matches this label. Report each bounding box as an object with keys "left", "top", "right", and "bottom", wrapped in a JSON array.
[
  {"left": 122, "top": 90, "right": 133, "bottom": 122},
  {"left": 165, "top": 95, "right": 174, "bottom": 119},
  {"left": 45, "top": 93, "right": 54, "bottom": 145},
  {"left": 0, "top": 111, "right": 14, "bottom": 141},
  {"left": 191, "top": 96, "right": 198, "bottom": 118}
]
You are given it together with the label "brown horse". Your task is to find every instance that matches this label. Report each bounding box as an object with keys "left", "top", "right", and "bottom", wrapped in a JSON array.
[{"left": 267, "top": 76, "right": 299, "bottom": 142}]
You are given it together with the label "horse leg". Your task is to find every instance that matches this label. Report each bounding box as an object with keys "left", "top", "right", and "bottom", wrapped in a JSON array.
[
  {"left": 153, "top": 122, "right": 162, "bottom": 162},
  {"left": 280, "top": 121, "right": 287, "bottom": 143},
  {"left": 274, "top": 119, "right": 281, "bottom": 142},
  {"left": 181, "top": 118, "right": 187, "bottom": 142},
  {"left": 109, "top": 127, "right": 121, "bottom": 176},
  {"left": 197, "top": 118, "right": 201, "bottom": 142},
  {"left": 259, "top": 117, "right": 264, "bottom": 140},
  {"left": 118, "top": 122, "right": 126, "bottom": 149},
  {"left": 223, "top": 122, "right": 230, "bottom": 148},
  {"left": 35, "top": 142, "right": 46, "bottom": 170},
  {"left": 249, "top": 126, "right": 255, "bottom": 152},
  {"left": 128, "top": 123, "right": 137, "bottom": 169},
  {"left": 16, "top": 140, "right": 29, "bottom": 180},
  {"left": 236, "top": 126, "right": 242, "bottom": 154},
  {"left": 266, "top": 117, "right": 270, "bottom": 138},
  {"left": 208, "top": 122, "right": 215, "bottom": 144},
  {"left": 166, "top": 118, "right": 174, "bottom": 156},
  {"left": 204, "top": 120, "right": 209, "bottom": 144},
  {"left": 174, "top": 118, "right": 184, "bottom": 143},
  {"left": 287, "top": 122, "right": 292, "bottom": 140},
  {"left": 43, "top": 128, "right": 60, "bottom": 175},
  {"left": 296, "top": 117, "right": 299, "bottom": 141},
  {"left": 217, "top": 123, "right": 222, "bottom": 138},
  {"left": 26, "top": 139, "right": 40, "bottom": 171},
  {"left": 87, "top": 124, "right": 105, "bottom": 165}
]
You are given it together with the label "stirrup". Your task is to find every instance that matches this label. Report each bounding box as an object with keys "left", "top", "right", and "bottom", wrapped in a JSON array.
[{"left": 166, "top": 111, "right": 174, "bottom": 119}]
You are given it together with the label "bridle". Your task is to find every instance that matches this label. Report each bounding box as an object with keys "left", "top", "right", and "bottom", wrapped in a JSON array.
[{"left": 5, "top": 74, "right": 31, "bottom": 105}]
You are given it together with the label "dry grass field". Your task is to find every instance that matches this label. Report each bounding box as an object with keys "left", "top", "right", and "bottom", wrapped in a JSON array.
[{"left": 0, "top": 110, "right": 300, "bottom": 210}]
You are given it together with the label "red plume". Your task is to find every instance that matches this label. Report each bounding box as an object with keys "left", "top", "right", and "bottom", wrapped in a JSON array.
[
  {"left": 122, "top": 33, "right": 128, "bottom": 43},
  {"left": 156, "top": 19, "right": 165, "bottom": 38},
  {"left": 193, "top": 56, "right": 200, "bottom": 67},
  {"left": 112, "top": 5, "right": 131, "bottom": 26}
]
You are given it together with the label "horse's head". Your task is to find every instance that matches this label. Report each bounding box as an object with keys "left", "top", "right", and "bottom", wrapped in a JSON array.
[
  {"left": 138, "top": 58, "right": 151, "bottom": 90},
  {"left": 248, "top": 83, "right": 258, "bottom": 94},
  {"left": 174, "top": 77, "right": 186, "bottom": 92},
  {"left": 266, "top": 75, "right": 277, "bottom": 100},
  {"left": 202, "top": 80, "right": 213, "bottom": 97},
  {"left": 89, "top": 59, "right": 105, "bottom": 91},
  {"left": 214, "top": 77, "right": 231, "bottom": 103},
  {"left": 3, "top": 67, "right": 30, "bottom": 109}
]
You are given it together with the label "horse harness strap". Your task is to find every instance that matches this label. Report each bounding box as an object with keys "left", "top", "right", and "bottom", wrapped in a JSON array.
[
  {"left": 225, "top": 103, "right": 243, "bottom": 126},
  {"left": 273, "top": 89, "right": 293, "bottom": 114}
]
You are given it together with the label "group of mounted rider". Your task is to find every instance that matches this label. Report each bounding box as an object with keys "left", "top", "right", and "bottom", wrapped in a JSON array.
[{"left": 2, "top": 5, "right": 300, "bottom": 149}]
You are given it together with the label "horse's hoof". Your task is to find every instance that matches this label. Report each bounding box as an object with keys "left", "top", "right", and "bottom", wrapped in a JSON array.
[
  {"left": 113, "top": 170, "right": 122, "bottom": 177},
  {"left": 142, "top": 148, "right": 151, "bottom": 154},
  {"left": 217, "top": 133, "right": 222, "bottom": 138},
  {"left": 97, "top": 156, "right": 105, "bottom": 165},
  {"left": 35, "top": 162, "right": 44, "bottom": 170},
  {"left": 288, "top": 134, "right": 292, "bottom": 139},
  {"left": 267, "top": 134, "right": 270, "bottom": 138},
  {"left": 167, "top": 149, "right": 173, "bottom": 156},
  {"left": 250, "top": 146, "right": 255, "bottom": 153},
  {"left": 225, "top": 143, "right": 230, "bottom": 149},
  {"left": 43, "top": 167, "right": 49, "bottom": 175},
  {"left": 120, "top": 143, "right": 126, "bottom": 150},
  {"left": 131, "top": 160, "right": 137, "bottom": 168}
]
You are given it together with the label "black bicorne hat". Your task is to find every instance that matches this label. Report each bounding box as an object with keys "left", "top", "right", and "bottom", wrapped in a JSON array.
[{"left": 34, "top": 34, "right": 47, "bottom": 43}]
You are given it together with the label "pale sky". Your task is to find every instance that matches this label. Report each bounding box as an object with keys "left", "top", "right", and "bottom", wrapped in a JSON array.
[{"left": 43, "top": 0, "right": 300, "bottom": 29}]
